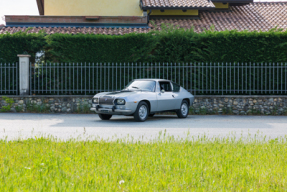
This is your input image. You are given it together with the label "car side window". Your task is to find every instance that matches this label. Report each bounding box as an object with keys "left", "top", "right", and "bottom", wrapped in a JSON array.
[
  {"left": 172, "top": 82, "right": 180, "bottom": 92},
  {"left": 159, "top": 82, "right": 172, "bottom": 92}
]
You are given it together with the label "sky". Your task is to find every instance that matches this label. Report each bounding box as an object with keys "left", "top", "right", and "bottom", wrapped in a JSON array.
[
  {"left": 0, "top": 0, "right": 39, "bottom": 25},
  {"left": 0, "top": 0, "right": 283, "bottom": 25}
]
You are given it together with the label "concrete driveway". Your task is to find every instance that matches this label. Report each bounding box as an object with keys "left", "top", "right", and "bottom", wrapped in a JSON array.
[{"left": 0, "top": 113, "right": 287, "bottom": 141}]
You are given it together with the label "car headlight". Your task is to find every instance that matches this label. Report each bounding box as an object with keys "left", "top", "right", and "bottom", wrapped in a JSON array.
[
  {"left": 116, "top": 99, "right": 125, "bottom": 105},
  {"left": 93, "top": 98, "right": 99, "bottom": 103}
]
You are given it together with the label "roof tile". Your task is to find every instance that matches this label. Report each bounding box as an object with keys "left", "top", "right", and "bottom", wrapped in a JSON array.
[
  {"left": 142, "top": 0, "right": 215, "bottom": 8},
  {"left": 1, "top": 3, "right": 287, "bottom": 35},
  {"left": 151, "top": 2, "right": 287, "bottom": 32}
]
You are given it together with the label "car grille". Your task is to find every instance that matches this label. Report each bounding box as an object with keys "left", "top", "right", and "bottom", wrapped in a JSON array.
[{"left": 99, "top": 96, "right": 114, "bottom": 105}]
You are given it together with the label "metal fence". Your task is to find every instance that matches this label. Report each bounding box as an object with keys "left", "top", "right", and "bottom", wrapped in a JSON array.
[
  {"left": 29, "top": 62, "right": 287, "bottom": 95},
  {"left": 0, "top": 63, "right": 18, "bottom": 95}
]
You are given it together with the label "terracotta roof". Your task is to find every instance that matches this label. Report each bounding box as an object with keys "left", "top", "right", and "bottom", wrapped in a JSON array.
[
  {"left": 0, "top": 26, "right": 151, "bottom": 35},
  {"left": 1, "top": 3, "right": 287, "bottom": 35},
  {"left": 141, "top": 0, "right": 215, "bottom": 9},
  {"left": 151, "top": 2, "right": 287, "bottom": 32}
]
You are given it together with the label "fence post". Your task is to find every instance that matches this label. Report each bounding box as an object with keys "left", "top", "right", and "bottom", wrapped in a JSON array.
[{"left": 17, "top": 54, "right": 31, "bottom": 95}]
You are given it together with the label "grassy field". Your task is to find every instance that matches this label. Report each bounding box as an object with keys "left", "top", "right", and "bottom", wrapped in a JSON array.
[{"left": 0, "top": 133, "right": 287, "bottom": 191}]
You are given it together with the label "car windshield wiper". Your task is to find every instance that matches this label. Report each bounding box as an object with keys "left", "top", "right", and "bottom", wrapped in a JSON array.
[
  {"left": 121, "top": 89, "right": 131, "bottom": 92},
  {"left": 132, "top": 86, "right": 140, "bottom": 89}
]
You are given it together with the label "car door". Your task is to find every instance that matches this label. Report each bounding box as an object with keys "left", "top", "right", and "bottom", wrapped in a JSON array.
[
  {"left": 157, "top": 81, "right": 176, "bottom": 111},
  {"left": 171, "top": 82, "right": 183, "bottom": 109}
]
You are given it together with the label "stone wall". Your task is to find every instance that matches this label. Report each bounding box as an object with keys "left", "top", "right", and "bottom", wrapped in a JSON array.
[
  {"left": 0, "top": 95, "right": 287, "bottom": 115},
  {"left": 0, "top": 96, "right": 93, "bottom": 113},
  {"left": 192, "top": 96, "right": 287, "bottom": 115}
]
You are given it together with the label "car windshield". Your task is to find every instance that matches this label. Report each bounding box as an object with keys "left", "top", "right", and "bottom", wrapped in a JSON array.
[{"left": 123, "top": 80, "right": 156, "bottom": 92}]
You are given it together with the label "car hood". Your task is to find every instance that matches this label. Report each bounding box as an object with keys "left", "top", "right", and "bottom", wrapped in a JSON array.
[{"left": 94, "top": 91, "right": 139, "bottom": 98}]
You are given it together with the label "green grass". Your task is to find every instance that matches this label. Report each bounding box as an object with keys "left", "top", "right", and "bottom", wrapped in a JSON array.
[{"left": 1, "top": 133, "right": 287, "bottom": 191}]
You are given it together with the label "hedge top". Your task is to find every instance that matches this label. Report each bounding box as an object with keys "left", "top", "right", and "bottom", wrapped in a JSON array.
[{"left": 0, "top": 25, "right": 287, "bottom": 64}]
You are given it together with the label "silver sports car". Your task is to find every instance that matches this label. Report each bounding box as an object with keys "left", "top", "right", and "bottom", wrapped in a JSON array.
[{"left": 90, "top": 79, "right": 194, "bottom": 122}]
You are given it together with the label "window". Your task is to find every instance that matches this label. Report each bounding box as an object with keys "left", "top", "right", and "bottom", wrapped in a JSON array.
[
  {"left": 124, "top": 80, "right": 156, "bottom": 92},
  {"left": 172, "top": 82, "right": 180, "bottom": 92},
  {"left": 159, "top": 82, "right": 172, "bottom": 92}
]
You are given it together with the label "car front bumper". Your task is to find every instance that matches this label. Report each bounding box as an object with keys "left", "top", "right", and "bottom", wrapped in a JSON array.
[{"left": 90, "top": 104, "right": 133, "bottom": 115}]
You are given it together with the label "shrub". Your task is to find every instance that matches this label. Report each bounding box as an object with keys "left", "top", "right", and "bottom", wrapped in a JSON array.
[{"left": 0, "top": 96, "right": 14, "bottom": 112}]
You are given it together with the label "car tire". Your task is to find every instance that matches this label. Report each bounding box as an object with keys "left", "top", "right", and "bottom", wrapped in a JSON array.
[
  {"left": 134, "top": 101, "right": 149, "bottom": 122},
  {"left": 176, "top": 100, "right": 189, "bottom": 118},
  {"left": 149, "top": 113, "right": 155, "bottom": 117},
  {"left": 99, "top": 114, "right": 112, "bottom": 120}
]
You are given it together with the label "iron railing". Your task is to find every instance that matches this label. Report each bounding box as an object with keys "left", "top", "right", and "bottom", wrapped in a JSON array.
[
  {"left": 0, "top": 63, "right": 18, "bottom": 95},
  {"left": 29, "top": 62, "right": 287, "bottom": 95}
]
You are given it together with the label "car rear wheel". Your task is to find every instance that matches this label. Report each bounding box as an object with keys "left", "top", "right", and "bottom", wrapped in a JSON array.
[
  {"left": 134, "top": 101, "right": 149, "bottom": 122},
  {"left": 99, "top": 114, "right": 112, "bottom": 120},
  {"left": 176, "top": 100, "right": 189, "bottom": 118}
]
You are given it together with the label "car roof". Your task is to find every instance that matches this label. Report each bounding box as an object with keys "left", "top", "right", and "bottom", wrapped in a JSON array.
[{"left": 134, "top": 79, "right": 170, "bottom": 82}]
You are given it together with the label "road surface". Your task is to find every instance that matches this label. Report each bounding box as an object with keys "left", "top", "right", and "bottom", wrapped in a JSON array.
[{"left": 0, "top": 113, "right": 287, "bottom": 141}]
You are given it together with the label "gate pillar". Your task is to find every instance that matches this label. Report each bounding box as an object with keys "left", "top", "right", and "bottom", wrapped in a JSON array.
[{"left": 17, "top": 54, "right": 31, "bottom": 95}]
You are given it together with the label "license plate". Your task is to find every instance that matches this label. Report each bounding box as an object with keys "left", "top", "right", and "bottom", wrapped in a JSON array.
[{"left": 101, "top": 110, "right": 109, "bottom": 112}]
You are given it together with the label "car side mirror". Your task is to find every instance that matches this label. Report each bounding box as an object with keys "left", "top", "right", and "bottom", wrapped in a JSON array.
[{"left": 161, "top": 89, "right": 165, "bottom": 93}]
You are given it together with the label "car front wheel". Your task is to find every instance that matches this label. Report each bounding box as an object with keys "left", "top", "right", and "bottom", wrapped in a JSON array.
[
  {"left": 134, "top": 101, "right": 149, "bottom": 122},
  {"left": 99, "top": 114, "right": 112, "bottom": 120},
  {"left": 176, "top": 100, "right": 189, "bottom": 118}
]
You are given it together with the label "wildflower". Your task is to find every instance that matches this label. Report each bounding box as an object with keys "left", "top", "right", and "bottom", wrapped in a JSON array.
[
  {"left": 24, "top": 167, "right": 31, "bottom": 170},
  {"left": 40, "top": 163, "right": 45, "bottom": 166},
  {"left": 119, "top": 180, "right": 124, "bottom": 185}
]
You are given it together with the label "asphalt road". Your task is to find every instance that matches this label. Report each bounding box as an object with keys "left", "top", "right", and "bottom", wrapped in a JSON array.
[{"left": 0, "top": 113, "right": 287, "bottom": 141}]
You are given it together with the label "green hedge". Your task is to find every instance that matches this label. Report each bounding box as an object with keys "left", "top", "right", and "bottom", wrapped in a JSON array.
[
  {"left": 45, "top": 32, "right": 156, "bottom": 63},
  {"left": 0, "top": 31, "right": 46, "bottom": 63},
  {"left": 1, "top": 25, "right": 287, "bottom": 63},
  {"left": 151, "top": 26, "right": 287, "bottom": 63}
]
